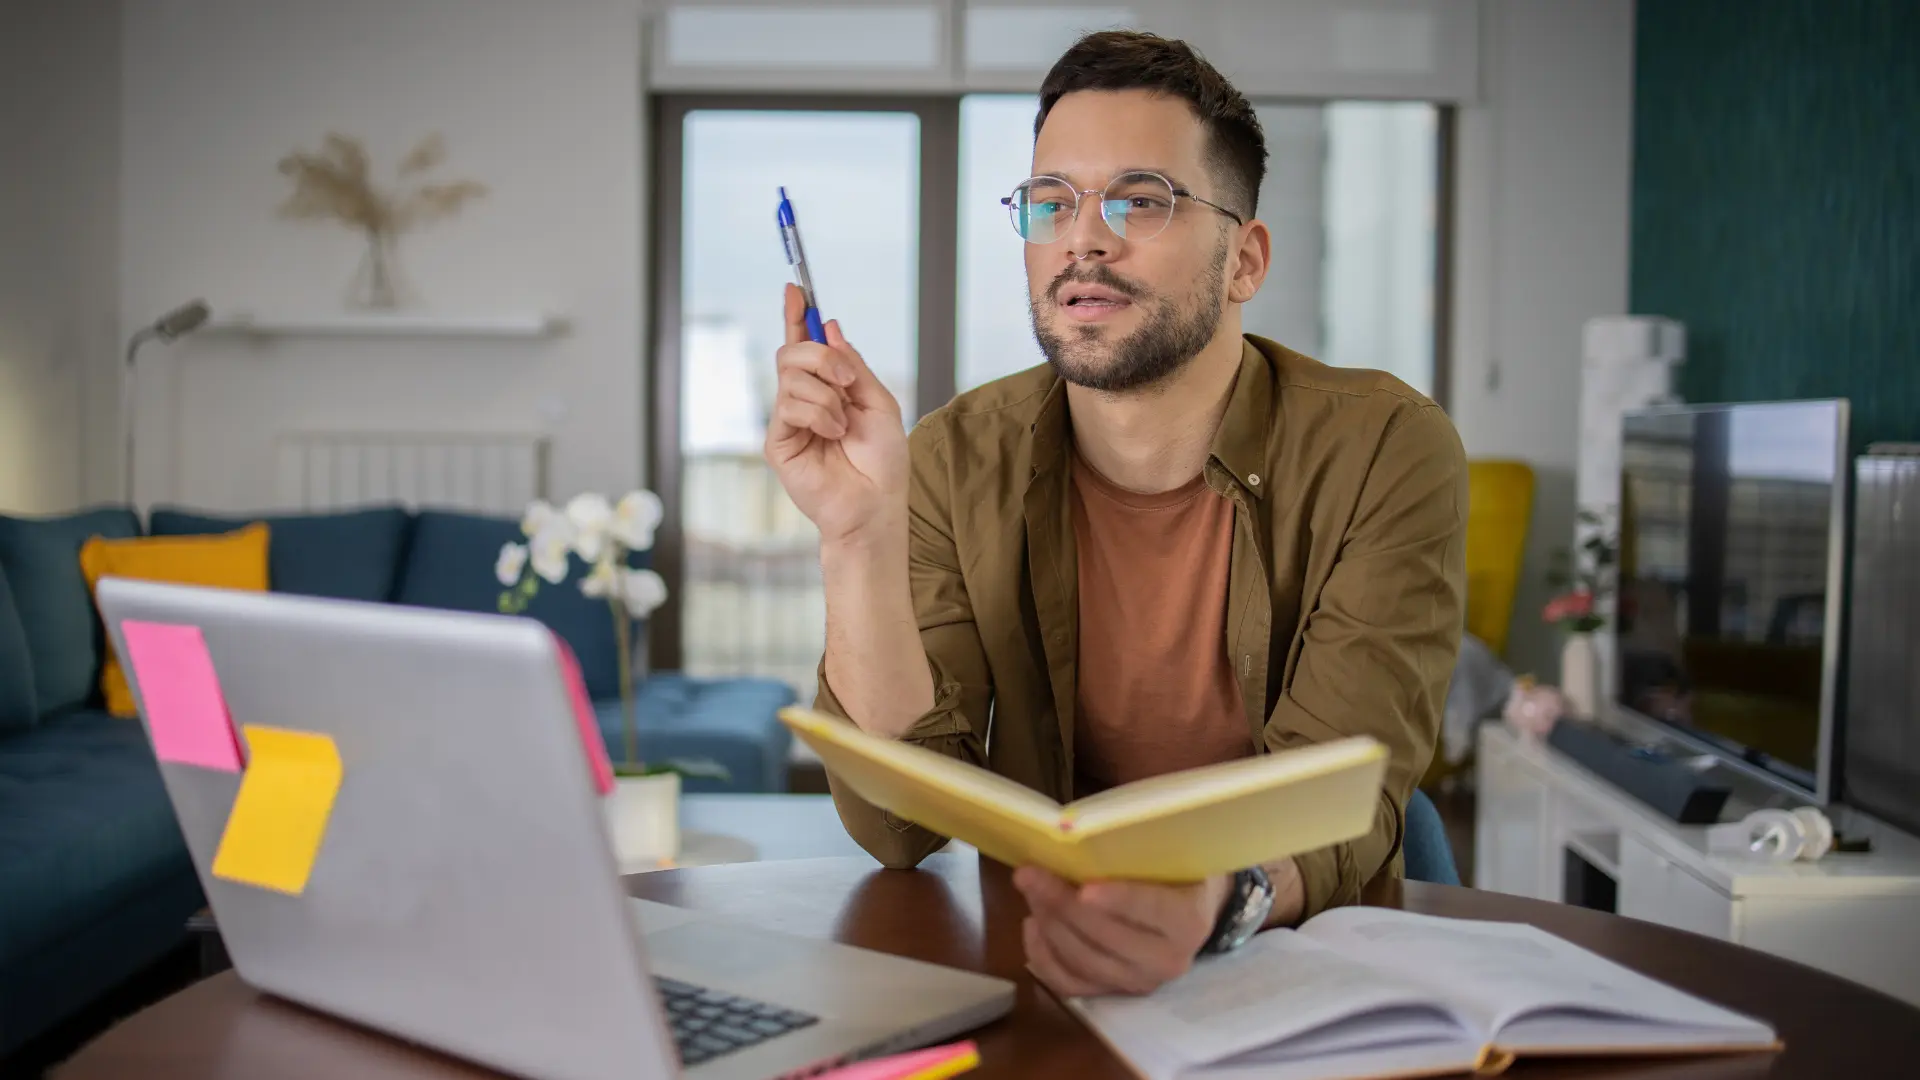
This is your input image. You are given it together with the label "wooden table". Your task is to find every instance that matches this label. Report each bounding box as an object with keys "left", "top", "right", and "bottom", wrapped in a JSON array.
[{"left": 58, "top": 854, "right": 1920, "bottom": 1079}]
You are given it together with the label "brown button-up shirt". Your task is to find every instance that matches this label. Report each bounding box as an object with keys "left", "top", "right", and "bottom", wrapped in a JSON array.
[{"left": 813, "top": 335, "right": 1468, "bottom": 920}]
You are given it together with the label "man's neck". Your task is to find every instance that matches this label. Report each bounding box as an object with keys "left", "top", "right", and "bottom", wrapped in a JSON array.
[{"left": 1066, "top": 327, "right": 1244, "bottom": 494}]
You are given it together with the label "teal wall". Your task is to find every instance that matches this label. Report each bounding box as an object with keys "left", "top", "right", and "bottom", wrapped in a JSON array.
[{"left": 1631, "top": 0, "right": 1919, "bottom": 451}]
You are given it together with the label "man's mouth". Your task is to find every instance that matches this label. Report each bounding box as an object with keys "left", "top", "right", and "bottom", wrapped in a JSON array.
[{"left": 1056, "top": 282, "right": 1134, "bottom": 322}]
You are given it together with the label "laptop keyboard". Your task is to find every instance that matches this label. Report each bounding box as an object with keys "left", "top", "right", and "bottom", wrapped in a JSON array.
[{"left": 654, "top": 976, "right": 819, "bottom": 1067}]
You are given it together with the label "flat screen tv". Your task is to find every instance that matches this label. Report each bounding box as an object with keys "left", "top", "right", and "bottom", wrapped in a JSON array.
[{"left": 1613, "top": 399, "right": 1849, "bottom": 802}]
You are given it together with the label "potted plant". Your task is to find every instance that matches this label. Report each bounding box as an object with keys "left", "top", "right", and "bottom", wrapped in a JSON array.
[
  {"left": 1543, "top": 509, "right": 1617, "bottom": 720},
  {"left": 494, "top": 491, "right": 725, "bottom": 863}
]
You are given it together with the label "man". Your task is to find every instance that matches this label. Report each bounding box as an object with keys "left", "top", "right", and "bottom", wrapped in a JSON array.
[{"left": 764, "top": 30, "right": 1465, "bottom": 996}]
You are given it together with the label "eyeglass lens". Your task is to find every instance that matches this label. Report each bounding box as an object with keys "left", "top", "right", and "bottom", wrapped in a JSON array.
[{"left": 1009, "top": 171, "right": 1177, "bottom": 244}]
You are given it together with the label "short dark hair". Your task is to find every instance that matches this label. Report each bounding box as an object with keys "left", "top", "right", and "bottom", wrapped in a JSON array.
[{"left": 1035, "top": 30, "right": 1267, "bottom": 218}]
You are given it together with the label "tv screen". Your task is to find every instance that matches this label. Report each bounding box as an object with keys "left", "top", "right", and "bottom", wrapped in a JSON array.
[{"left": 1614, "top": 400, "right": 1848, "bottom": 799}]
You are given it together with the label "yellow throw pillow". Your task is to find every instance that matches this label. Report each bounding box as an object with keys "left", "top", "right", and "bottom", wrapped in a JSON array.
[{"left": 79, "top": 522, "right": 270, "bottom": 717}]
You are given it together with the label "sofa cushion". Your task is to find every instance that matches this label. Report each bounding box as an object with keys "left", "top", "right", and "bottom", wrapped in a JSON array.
[
  {"left": 0, "top": 567, "right": 35, "bottom": 732},
  {"left": 595, "top": 674, "right": 797, "bottom": 793},
  {"left": 150, "top": 505, "right": 413, "bottom": 603},
  {"left": 394, "top": 510, "right": 646, "bottom": 701},
  {"left": 0, "top": 710, "right": 192, "bottom": 970},
  {"left": 0, "top": 507, "right": 141, "bottom": 717},
  {"left": 79, "top": 524, "right": 272, "bottom": 717}
]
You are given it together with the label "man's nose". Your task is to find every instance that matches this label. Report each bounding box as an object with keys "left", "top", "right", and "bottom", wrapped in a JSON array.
[{"left": 1063, "top": 191, "right": 1115, "bottom": 263}]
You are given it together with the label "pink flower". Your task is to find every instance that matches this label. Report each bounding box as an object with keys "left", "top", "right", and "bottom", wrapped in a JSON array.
[{"left": 1542, "top": 591, "right": 1595, "bottom": 624}]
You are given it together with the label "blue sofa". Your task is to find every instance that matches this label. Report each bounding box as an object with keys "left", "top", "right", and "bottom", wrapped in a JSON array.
[{"left": 0, "top": 503, "right": 794, "bottom": 1057}]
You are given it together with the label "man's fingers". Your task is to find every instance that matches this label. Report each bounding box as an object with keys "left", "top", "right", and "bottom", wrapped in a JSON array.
[
  {"left": 776, "top": 341, "right": 855, "bottom": 390},
  {"left": 783, "top": 283, "right": 810, "bottom": 346},
  {"left": 771, "top": 397, "right": 846, "bottom": 441},
  {"left": 822, "top": 320, "right": 897, "bottom": 412},
  {"left": 1037, "top": 914, "right": 1156, "bottom": 996},
  {"left": 1024, "top": 917, "right": 1101, "bottom": 998},
  {"left": 779, "top": 369, "right": 849, "bottom": 429}
]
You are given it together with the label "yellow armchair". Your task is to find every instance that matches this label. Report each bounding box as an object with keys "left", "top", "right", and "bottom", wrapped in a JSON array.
[{"left": 1464, "top": 460, "right": 1535, "bottom": 658}]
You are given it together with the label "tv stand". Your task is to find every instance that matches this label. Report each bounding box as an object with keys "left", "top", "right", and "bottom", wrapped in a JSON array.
[{"left": 1475, "top": 722, "right": 1920, "bottom": 1006}]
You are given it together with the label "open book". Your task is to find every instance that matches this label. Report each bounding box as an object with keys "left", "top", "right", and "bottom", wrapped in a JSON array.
[
  {"left": 777, "top": 707, "right": 1386, "bottom": 883},
  {"left": 1066, "top": 907, "right": 1780, "bottom": 1080}
]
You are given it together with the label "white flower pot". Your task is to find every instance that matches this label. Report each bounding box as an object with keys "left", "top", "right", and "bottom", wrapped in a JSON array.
[
  {"left": 1559, "top": 633, "right": 1601, "bottom": 721},
  {"left": 604, "top": 772, "right": 681, "bottom": 865}
]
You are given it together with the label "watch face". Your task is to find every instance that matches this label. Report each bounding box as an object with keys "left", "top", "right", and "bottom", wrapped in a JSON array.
[
  {"left": 1213, "top": 867, "right": 1275, "bottom": 954},
  {"left": 1237, "top": 871, "right": 1275, "bottom": 936}
]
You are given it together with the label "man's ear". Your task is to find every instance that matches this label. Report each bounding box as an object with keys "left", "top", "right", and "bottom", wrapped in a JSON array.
[{"left": 1226, "top": 218, "right": 1270, "bottom": 305}]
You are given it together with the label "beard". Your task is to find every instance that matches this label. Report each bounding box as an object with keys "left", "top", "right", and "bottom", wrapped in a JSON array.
[{"left": 1030, "top": 241, "right": 1229, "bottom": 394}]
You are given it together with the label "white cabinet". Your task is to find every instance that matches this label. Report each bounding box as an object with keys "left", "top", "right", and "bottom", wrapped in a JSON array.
[
  {"left": 1474, "top": 724, "right": 1920, "bottom": 1007},
  {"left": 1472, "top": 734, "right": 1552, "bottom": 900},
  {"left": 1618, "top": 834, "right": 1734, "bottom": 941}
]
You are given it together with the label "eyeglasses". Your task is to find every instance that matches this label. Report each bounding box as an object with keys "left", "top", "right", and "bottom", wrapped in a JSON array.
[{"left": 1001, "top": 170, "right": 1245, "bottom": 245}]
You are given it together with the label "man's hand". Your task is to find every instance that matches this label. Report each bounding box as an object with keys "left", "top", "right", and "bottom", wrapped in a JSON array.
[
  {"left": 1013, "top": 867, "right": 1229, "bottom": 997},
  {"left": 764, "top": 284, "right": 909, "bottom": 547},
  {"left": 1015, "top": 861, "right": 1306, "bottom": 997}
]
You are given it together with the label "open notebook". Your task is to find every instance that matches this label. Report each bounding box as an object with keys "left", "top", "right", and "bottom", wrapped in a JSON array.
[
  {"left": 1067, "top": 907, "right": 1779, "bottom": 1080},
  {"left": 778, "top": 707, "right": 1386, "bottom": 883}
]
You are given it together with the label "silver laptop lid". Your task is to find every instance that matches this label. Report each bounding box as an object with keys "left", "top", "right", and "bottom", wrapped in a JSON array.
[{"left": 97, "top": 577, "right": 679, "bottom": 1080}]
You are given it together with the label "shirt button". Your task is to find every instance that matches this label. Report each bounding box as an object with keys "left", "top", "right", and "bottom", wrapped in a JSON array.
[
  {"left": 1052, "top": 631, "right": 1067, "bottom": 646},
  {"left": 1248, "top": 473, "right": 1261, "bottom": 487}
]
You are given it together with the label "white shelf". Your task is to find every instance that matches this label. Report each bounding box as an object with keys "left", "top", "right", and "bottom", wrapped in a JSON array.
[{"left": 203, "top": 312, "right": 568, "bottom": 340}]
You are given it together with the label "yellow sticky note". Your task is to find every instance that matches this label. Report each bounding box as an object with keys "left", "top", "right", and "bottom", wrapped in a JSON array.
[{"left": 212, "top": 725, "right": 343, "bottom": 896}]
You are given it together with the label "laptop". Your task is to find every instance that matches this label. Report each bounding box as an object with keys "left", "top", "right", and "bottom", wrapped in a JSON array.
[{"left": 97, "top": 577, "right": 1013, "bottom": 1080}]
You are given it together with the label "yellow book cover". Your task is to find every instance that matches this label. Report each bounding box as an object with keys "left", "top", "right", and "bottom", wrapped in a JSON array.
[{"left": 778, "top": 707, "right": 1388, "bottom": 883}]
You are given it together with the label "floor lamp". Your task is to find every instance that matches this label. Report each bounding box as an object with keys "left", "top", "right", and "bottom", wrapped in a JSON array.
[{"left": 122, "top": 300, "right": 211, "bottom": 505}]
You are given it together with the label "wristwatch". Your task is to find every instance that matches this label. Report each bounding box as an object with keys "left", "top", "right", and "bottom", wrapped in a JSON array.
[{"left": 1199, "top": 865, "right": 1274, "bottom": 956}]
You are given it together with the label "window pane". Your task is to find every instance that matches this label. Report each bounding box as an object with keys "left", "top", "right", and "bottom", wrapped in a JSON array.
[
  {"left": 1321, "top": 103, "right": 1437, "bottom": 397},
  {"left": 957, "top": 96, "right": 1437, "bottom": 397},
  {"left": 956, "top": 95, "right": 1045, "bottom": 393},
  {"left": 679, "top": 110, "right": 920, "bottom": 697}
]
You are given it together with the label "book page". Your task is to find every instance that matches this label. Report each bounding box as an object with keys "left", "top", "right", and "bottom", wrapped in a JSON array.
[
  {"left": 1066, "top": 737, "right": 1383, "bottom": 834},
  {"left": 1296, "top": 909, "right": 1774, "bottom": 1050},
  {"left": 1070, "top": 930, "right": 1474, "bottom": 1071}
]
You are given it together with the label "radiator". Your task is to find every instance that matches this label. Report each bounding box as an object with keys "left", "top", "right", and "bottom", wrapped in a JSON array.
[{"left": 274, "top": 432, "right": 549, "bottom": 515}]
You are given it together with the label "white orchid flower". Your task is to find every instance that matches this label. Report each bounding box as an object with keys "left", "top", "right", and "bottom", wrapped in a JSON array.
[
  {"left": 520, "top": 499, "right": 558, "bottom": 539},
  {"left": 566, "top": 492, "right": 614, "bottom": 563},
  {"left": 529, "top": 519, "right": 575, "bottom": 585},
  {"left": 495, "top": 541, "right": 529, "bottom": 586},
  {"left": 620, "top": 568, "right": 669, "bottom": 618},
  {"left": 611, "top": 490, "right": 664, "bottom": 552},
  {"left": 578, "top": 556, "right": 618, "bottom": 599}
]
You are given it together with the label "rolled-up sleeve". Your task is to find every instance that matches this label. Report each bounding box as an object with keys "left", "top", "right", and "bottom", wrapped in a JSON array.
[
  {"left": 813, "top": 426, "right": 995, "bottom": 869},
  {"left": 1264, "top": 403, "right": 1467, "bottom": 918}
]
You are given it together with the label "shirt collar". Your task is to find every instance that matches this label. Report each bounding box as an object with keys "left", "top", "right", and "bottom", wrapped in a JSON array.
[
  {"left": 1208, "top": 340, "right": 1275, "bottom": 501},
  {"left": 1023, "top": 337, "right": 1273, "bottom": 500}
]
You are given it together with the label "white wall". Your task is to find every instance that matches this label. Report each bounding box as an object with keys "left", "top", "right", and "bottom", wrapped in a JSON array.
[
  {"left": 0, "top": 0, "right": 122, "bottom": 514},
  {"left": 122, "top": 0, "right": 647, "bottom": 513},
  {"left": 1448, "top": 0, "right": 1637, "bottom": 680}
]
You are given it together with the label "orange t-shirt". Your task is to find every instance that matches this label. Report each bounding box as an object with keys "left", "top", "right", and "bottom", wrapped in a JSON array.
[{"left": 1070, "top": 454, "right": 1253, "bottom": 797}]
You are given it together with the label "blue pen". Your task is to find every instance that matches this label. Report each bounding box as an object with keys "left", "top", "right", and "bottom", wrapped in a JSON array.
[{"left": 777, "top": 187, "right": 828, "bottom": 345}]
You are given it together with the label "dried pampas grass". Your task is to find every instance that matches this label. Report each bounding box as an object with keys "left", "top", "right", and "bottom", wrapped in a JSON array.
[
  {"left": 276, "top": 132, "right": 487, "bottom": 236},
  {"left": 276, "top": 132, "right": 488, "bottom": 308}
]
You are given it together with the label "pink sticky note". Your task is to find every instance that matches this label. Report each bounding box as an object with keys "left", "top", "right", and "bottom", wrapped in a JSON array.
[
  {"left": 553, "top": 635, "right": 614, "bottom": 796},
  {"left": 120, "top": 620, "right": 244, "bottom": 772},
  {"left": 815, "top": 1042, "right": 980, "bottom": 1080}
]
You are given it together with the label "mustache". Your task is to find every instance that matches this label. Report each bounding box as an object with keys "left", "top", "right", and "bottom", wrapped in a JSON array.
[{"left": 1047, "top": 263, "right": 1147, "bottom": 303}]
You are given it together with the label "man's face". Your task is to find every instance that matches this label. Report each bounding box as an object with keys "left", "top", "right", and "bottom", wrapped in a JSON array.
[{"left": 1024, "top": 89, "right": 1252, "bottom": 393}]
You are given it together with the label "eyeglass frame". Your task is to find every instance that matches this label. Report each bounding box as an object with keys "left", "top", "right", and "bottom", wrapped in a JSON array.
[{"left": 999, "top": 170, "right": 1247, "bottom": 245}]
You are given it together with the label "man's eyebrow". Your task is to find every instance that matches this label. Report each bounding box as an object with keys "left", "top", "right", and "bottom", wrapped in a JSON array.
[{"left": 1029, "top": 166, "right": 1188, "bottom": 187}]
